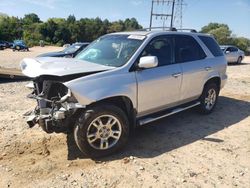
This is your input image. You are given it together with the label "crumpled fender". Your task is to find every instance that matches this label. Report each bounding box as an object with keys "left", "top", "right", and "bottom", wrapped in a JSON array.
[{"left": 64, "top": 70, "right": 137, "bottom": 108}]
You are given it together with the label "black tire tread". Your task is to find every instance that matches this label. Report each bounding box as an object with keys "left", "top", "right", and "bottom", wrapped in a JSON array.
[
  {"left": 74, "top": 104, "right": 129, "bottom": 158},
  {"left": 198, "top": 82, "right": 219, "bottom": 114}
]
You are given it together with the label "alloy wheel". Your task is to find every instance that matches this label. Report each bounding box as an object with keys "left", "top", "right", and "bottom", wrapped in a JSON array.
[
  {"left": 204, "top": 88, "right": 217, "bottom": 110},
  {"left": 86, "top": 115, "right": 122, "bottom": 150}
]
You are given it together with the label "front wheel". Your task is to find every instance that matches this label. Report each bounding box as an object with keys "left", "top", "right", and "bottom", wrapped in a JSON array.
[
  {"left": 74, "top": 104, "right": 130, "bottom": 158},
  {"left": 16, "top": 46, "right": 21, "bottom": 51},
  {"left": 198, "top": 83, "right": 219, "bottom": 114},
  {"left": 237, "top": 56, "right": 242, "bottom": 64}
]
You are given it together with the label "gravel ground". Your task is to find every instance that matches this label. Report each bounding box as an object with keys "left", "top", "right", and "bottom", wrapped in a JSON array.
[
  {"left": 0, "top": 54, "right": 249, "bottom": 188},
  {"left": 0, "top": 46, "right": 63, "bottom": 69}
]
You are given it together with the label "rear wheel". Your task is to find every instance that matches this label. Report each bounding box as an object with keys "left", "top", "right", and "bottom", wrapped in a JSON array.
[
  {"left": 198, "top": 83, "right": 219, "bottom": 114},
  {"left": 74, "top": 104, "right": 130, "bottom": 158}
]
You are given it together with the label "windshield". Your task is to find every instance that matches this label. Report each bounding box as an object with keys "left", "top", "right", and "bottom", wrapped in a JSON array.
[
  {"left": 14, "top": 40, "right": 25, "bottom": 45},
  {"left": 63, "top": 43, "right": 82, "bottom": 53},
  {"left": 75, "top": 34, "right": 145, "bottom": 67}
]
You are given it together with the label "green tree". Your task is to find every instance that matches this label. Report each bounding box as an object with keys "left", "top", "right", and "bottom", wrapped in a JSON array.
[
  {"left": 0, "top": 13, "right": 143, "bottom": 46},
  {"left": 124, "top": 18, "right": 142, "bottom": 30},
  {"left": 231, "top": 37, "right": 250, "bottom": 52},
  {"left": 200, "top": 22, "right": 250, "bottom": 52},
  {"left": 39, "top": 19, "right": 58, "bottom": 43},
  {"left": 108, "top": 20, "right": 124, "bottom": 33},
  {"left": 0, "top": 16, "right": 23, "bottom": 41},
  {"left": 23, "top": 13, "right": 41, "bottom": 25},
  {"left": 23, "top": 23, "right": 42, "bottom": 46},
  {"left": 200, "top": 23, "right": 231, "bottom": 44},
  {"left": 67, "top": 15, "right": 76, "bottom": 24}
]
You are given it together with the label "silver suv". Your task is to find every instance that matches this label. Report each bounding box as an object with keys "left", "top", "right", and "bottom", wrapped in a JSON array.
[{"left": 21, "top": 30, "right": 227, "bottom": 158}]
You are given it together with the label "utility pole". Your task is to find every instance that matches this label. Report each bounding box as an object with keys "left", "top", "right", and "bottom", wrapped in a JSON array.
[
  {"left": 180, "top": 0, "right": 183, "bottom": 29},
  {"left": 149, "top": 0, "right": 154, "bottom": 30},
  {"left": 170, "top": 0, "right": 175, "bottom": 28},
  {"left": 174, "top": 0, "right": 186, "bottom": 29},
  {"left": 149, "top": 0, "right": 175, "bottom": 30},
  {"left": 149, "top": 0, "right": 186, "bottom": 30}
]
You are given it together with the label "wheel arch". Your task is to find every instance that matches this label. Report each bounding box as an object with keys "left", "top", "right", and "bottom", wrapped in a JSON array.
[
  {"left": 204, "top": 76, "right": 221, "bottom": 91},
  {"left": 87, "top": 96, "right": 137, "bottom": 130}
]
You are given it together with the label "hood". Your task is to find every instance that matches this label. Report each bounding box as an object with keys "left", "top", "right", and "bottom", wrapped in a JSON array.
[
  {"left": 20, "top": 57, "right": 115, "bottom": 78},
  {"left": 37, "top": 51, "right": 67, "bottom": 57}
]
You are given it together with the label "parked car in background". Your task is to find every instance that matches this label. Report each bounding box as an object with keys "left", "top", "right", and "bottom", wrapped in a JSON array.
[
  {"left": 0, "top": 42, "right": 4, "bottom": 50},
  {"left": 220, "top": 45, "right": 245, "bottom": 64},
  {"left": 21, "top": 29, "right": 227, "bottom": 157},
  {"left": 12, "top": 40, "right": 29, "bottom": 51},
  {"left": 0, "top": 40, "right": 13, "bottom": 49},
  {"left": 63, "top": 44, "right": 71, "bottom": 48},
  {"left": 37, "top": 42, "right": 89, "bottom": 58}
]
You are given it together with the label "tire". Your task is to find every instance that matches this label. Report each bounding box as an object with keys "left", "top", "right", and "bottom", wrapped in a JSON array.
[
  {"left": 74, "top": 104, "right": 130, "bottom": 158},
  {"left": 198, "top": 83, "right": 219, "bottom": 114},
  {"left": 237, "top": 56, "right": 242, "bottom": 64}
]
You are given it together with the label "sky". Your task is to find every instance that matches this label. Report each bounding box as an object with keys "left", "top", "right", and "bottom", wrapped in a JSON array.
[{"left": 0, "top": 0, "right": 250, "bottom": 38}]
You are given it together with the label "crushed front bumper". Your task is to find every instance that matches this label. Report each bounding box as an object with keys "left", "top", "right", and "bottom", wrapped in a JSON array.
[{"left": 24, "top": 83, "right": 85, "bottom": 133}]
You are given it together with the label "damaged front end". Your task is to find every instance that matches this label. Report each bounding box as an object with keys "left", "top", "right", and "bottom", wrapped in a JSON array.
[{"left": 25, "top": 75, "right": 85, "bottom": 133}]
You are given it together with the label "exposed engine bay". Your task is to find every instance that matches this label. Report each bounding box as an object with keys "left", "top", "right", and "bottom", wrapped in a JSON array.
[
  {"left": 25, "top": 74, "right": 87, "bottom": 133},
  {"left": 20, "top": 57, "right": 116, "bottom": 133}
]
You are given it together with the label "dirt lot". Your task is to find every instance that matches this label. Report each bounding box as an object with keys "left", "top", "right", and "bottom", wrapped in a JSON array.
[
  {"left": 0, "top": 46, "right": 63, "bottom": 69},
  {"left": 0, "top": 50, "right": 250, "bottom": 187}
]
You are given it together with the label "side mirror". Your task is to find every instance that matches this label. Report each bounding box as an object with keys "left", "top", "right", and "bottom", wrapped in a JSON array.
[
  {"left": 225, "top": 51, "right": 230, "bottom": 54},
  {"left": 138, "top": 56, "right": 158, "bottom": 69}
]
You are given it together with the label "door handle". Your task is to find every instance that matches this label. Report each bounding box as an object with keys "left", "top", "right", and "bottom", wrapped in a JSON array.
[
  {"left": 172, "top": 72, "right": 182, "bottom": 78},
  {"left": 205, "top": 67, "right": 212, "bottom": 71}
]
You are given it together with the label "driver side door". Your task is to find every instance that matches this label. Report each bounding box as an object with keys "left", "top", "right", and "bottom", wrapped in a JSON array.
[{"left": 135, "top": 36, "right": 182, "bottom": 117}]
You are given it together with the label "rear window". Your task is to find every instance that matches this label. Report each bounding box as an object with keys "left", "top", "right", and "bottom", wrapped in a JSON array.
[{"left": 199, "top": 36, "right": 223, "bottom": 57}]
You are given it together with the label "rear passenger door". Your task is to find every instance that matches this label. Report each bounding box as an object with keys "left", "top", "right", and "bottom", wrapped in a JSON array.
[{"left": 175, "top": 35, "right": 207, "bottom": 102}]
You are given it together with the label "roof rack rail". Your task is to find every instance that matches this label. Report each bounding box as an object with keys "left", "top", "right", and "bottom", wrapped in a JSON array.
[
  {"left": 138, "top": 27, "right": 197, "bottom": 33},
  {"left": 177, "top": 28, "right": 197, "bottom": 33},
  {"left": 138, "top": 27, "right": 177, "bottom": 31}
]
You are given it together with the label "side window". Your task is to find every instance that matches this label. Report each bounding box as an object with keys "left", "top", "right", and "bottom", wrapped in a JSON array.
[
  {"left": 175, "top": 35, "right": 206, "bottom": 63},
  {"left": 227, "top": 47, "right": 233, "bottom": 52},
  {"left": 227, "top": 47, "right": 237, "bottom": 53},
  {"left": 198, "top": 36, "right": 223, "bottom": 57},
  {"left": 141, "top": 36, "right": 173, "bottom": 67},
  {"left": 231, "top": 47, "right": 238, "bottom": 52}
]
